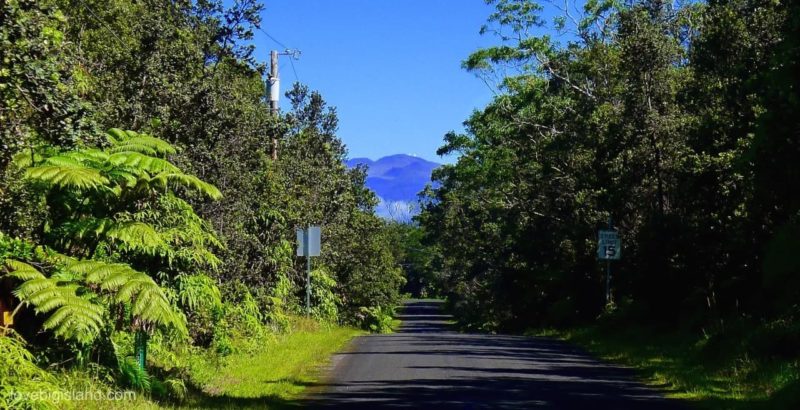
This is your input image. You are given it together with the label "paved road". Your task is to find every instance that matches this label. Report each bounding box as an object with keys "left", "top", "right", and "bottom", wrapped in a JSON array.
[{"left": 305, "top": 299, "right": 684, "bottom": 409}]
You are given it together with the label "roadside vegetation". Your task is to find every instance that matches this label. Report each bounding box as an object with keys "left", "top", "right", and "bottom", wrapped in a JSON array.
[
  {"left": 1, "top": 0, "right": 401, "bottom": 408},
  {"left": 417, "top": 0, "right": 800, "bottom": 408},
  {"left": 534, "top": 322, "right": 800, "bottom": 409}
]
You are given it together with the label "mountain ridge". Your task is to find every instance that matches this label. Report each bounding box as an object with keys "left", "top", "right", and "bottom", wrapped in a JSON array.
[{"left": 345, "top": 154, "right": 440, "bottom": 218}]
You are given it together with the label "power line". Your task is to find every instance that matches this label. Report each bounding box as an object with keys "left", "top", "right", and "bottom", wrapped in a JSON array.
[
  {"left": 287, "top": 55, "right": 299, "bottom": 84},
  {"left": 257, "top": 26, "right": 288, "bottom": 50},
  {"left": 256, "top": 26, "right": 300, "bottom": 83}
]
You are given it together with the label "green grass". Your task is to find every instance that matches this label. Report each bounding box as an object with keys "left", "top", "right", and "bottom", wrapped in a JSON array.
[
  {"left": 531, "top": 325, "right": 800, "bottom": 410},
  {"left": 184, "top": 318, "right": 363, "bottom": 408},
  {"left": 51, "top": 318, "right": 363, "bottom": 410},
  {"left": 389, "top": 318, "right": 403, "bottom": 332}
]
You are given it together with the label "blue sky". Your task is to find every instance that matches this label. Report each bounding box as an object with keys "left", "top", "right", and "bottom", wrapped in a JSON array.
[{"left": 253, "top": 0, "right": 500, "bottom": 163}]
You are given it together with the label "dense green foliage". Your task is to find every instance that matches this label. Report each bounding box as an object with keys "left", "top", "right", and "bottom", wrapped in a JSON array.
[
  {"left": 417, "top": 1, "right": 800, "bottom": 404},
  {"left": 1, "top": 0, "right": 403, "bottom": 407},
  {"left": 384, "top": 222, "right": 441, "bottom": 298},
  {"left": 422, "top": 0, "right": 799, "bottom": 331}
]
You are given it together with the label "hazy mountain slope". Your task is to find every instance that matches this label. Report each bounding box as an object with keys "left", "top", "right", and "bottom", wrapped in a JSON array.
[{"left": 346, "top": 154, "right": 440, "bottom": 218}]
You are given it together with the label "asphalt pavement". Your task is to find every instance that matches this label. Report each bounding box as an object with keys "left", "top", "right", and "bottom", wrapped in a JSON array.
[{"left": 304, "top": 299, "right": 685, "bottom": 409}]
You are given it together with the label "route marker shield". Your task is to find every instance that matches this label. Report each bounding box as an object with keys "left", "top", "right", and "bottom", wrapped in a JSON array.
[{"left": 597, "top": 229, "right": 621, "bottom": 260}]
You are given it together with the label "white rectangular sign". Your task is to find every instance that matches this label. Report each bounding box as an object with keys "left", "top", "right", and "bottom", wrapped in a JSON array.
[
  {"left": 296, "top": 226, "right": 321, "bottom": 257},
  {"left": 597, "top": 229, "right": 621, "bottom": 260}
]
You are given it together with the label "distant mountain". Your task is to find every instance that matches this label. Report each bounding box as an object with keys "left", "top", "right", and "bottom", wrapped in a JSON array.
[{"left": 346, "top": 154, "right": 440, "bottom": 219}]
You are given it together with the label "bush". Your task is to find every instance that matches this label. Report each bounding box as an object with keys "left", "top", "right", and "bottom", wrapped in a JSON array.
[
  {"left": 356, "top": 306, "right": 395, "bottom": 334},
  {"left": 0, "top": 329, "right": 63, "bottom": 410},
  {"left": 310, "top": 267, "right": 339, "bottom": 324}
]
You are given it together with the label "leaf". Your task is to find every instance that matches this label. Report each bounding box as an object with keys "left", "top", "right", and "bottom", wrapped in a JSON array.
[
  {"left": 69, "top": 259, "right": 187, "bottom": 335},
  {"left": 3, "top": 260, "right": 44, "bottom": 281},
  {"left": 24, "top": 165, "right": 109, "bottom": 190},
  {"left": 107, "top": 152, "right": 180, "bottom": 174},
  {"left": 4, "top": 260, "right": 104, "bottom": 345},
  {"left": 151, "top": 172, "right": 223, "bottom": 200},
  {"left": 106, "top": 129, "right": 176, "bottom": 156},
  {"left": 109, "top": 137, "right": 176, "bottom": 156},
  {"left": 105, "top": 222, "right": 167, "bottom": 254}
]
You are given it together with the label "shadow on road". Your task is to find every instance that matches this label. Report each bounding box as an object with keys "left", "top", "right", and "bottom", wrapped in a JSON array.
[{"left": 302, "top": 299, "right": 688, "bottom": 409}]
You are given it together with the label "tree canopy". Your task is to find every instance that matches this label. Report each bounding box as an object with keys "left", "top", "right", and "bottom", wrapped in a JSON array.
[{"left": 420, "top": 0, "right": 800, "bottom": 331}]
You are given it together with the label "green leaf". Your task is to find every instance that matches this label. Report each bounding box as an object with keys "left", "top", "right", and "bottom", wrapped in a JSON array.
[{"left": 24, "top": 165, "right": 109, "bottom": 190}]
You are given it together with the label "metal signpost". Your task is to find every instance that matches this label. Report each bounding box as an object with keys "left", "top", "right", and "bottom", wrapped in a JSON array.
[
  {"left": 597, "top": 219, "right": 621, "bottom": 305},
  {"left": 296, "top": 226, "right": 321, "bottom": 314}
]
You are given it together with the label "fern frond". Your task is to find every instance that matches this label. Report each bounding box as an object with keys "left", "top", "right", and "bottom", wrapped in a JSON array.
[
  {"left": 4, "top": 260, "right": 104, "bottom": 344},
  {"left": 107, "top": 128, "right": 176, "bottom": 156},
  {"left": 105, "top": 166, "right": 146, "bottom": 187},
  {"left": 43, "top": 155, "right": 84, "bottom": 168},
  {"left": 176, "top": 274, "right": 222, "bottom": 311},
  {"left": 102, "top": 269, "right": 185, "bottom": 333},
  {"left": 11, "top": 151, "right": 43, "bottom": 168},
  {"left": 67, "top": 260, "right": 133, "bottom": 283},
  {"left": 151, "top": 172, "right": 223, "bottom": 200},
  {"left": 110, "top": 137, "right": 176, "bottom": 156},
  {"left": 3, "top": 260, "right": 44, "bottom": 281},
  {"left": 107, "top": 152, "right": 179, "bottom": 174},
  {"left": 59, "top": 217, "right": 116, "bottom": 242},
  {"left": 118, "top": 356, "right": 152, "bottom": 391},
  {"left": 60, "top": 149, "right": 110, "bottom": 164},
  {"left": 25, "top": 165, "right": 109, "bottom": 190},
  {"left": 106, "top": 128, "right": 127, "bottom": 144},
  {"left": 173, "top": 247, "right": 221, "bottom": 269},
  {"left": 69, "top": 259, "right": 186, "bottom": 334},
  {"left": 13, "top": 278, "right": 54, "bottom": 299},
  {"left": 109, "top": 144, "right": 157, "bottom": 156},
  {"left": 39, "top": 289, "right": 104, "bottom": 345},
  {"left": 105, "top": 222, "right": 167, "bottom": 254}
]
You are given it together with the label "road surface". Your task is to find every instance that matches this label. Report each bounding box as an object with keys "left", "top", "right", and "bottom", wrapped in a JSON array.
[{"left": 304, "top": 299, "right": 684, "bottom": 409}]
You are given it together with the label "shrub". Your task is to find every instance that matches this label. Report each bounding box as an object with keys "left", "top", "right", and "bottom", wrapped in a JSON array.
[
  {"left": 357, "top": 306, "right": 395, "bottom": 334},
  {"left": 0, "top": 329, "right": 62, "bottom": 410}
]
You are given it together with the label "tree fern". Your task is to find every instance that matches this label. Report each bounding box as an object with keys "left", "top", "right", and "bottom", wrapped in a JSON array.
[
  {"left": 8, "top": 128, "right": 220, "bottom": 347},
  {"left": 107, "top": 152, "right": 179, "bottom": 174},
  {"left": 3, "top": 256, "right": 187, "bottom": 345},
  {"left": 58, "top": 217, "right": 116, "bottom": 242},
  {"left": 176, "top": 274, "right": 222, "bottom": 312},
  {"left": 5, "top": 260, "right": 104, "bottom": 345},
  {"left": 24, "top": 165, "right": 109, "bottom": 191},
  {"left": 68, "top": 260, "right": 187, "bottom": 336},
  {"left": 109, "top": 137, "right": 176, "bottom": 156},
  {"left": 151, "top": 172, "right": 223, "bottom": 200},
  {"left": 106, "top": 129, "right": 176, "bottom": 156},
  {"left": 105, "top": 221, "right": 168, "bottom": 255},
  {"left": 20, "top": 129, "right": 220, "bottom": 200}
]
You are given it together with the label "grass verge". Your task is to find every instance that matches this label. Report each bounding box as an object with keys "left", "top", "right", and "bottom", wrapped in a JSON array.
[
  {"left": 52, "top": 318, "right": 363, "bottom": 409},
  {"left": 184, "top": 318, "right": 363, "bottom": 408},
  {"left": 531, "top": 325, "right": 800, "bottom": 410}
]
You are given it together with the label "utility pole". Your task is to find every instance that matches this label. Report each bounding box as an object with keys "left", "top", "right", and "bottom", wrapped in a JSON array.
[
  {"left": 268, "top": 50, "right": 280, "bottom": 160},
  {"left": 266, "top": 49, "right": 301, "bottom": 161},
  {"left": 605, "top": 217, "right": 612, "bottom": 305},
  {"left": 306, "top": 234, "right": 311, "bottom": 314}
]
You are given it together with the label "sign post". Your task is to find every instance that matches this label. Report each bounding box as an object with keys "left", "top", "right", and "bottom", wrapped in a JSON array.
[
  {"left": 597, "top": 218, "right": 620, "bottom": 305},
  {"left": 297, "top": 226, "right": 321, "bottom": 315}
]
